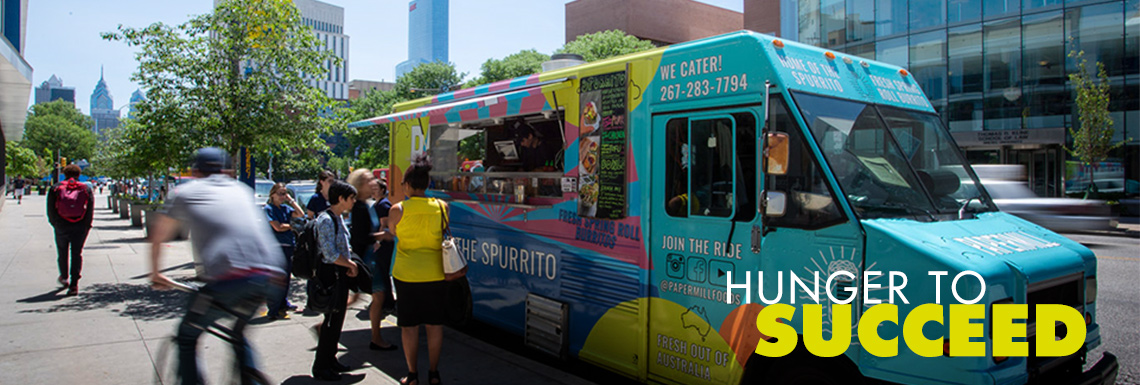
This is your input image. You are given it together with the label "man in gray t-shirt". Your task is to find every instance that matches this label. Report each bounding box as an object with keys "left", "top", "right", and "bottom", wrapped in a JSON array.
[{"left": 148, "top": 147, "right": 284, "bottom": 385}]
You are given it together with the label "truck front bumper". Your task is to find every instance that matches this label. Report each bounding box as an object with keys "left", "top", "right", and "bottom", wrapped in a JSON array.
[{"left": 1073, "top": 353, "right": 1118, "bottom": 385}]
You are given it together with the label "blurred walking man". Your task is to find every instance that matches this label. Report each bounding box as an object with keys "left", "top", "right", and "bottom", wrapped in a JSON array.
[{"left": 149, "top": 147, "right": 285, "bottom": 385}]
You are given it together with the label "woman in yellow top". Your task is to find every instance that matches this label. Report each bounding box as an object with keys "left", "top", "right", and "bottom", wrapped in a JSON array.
[{"left": 385, "top": 154, "right": 448, "bottom": 385}]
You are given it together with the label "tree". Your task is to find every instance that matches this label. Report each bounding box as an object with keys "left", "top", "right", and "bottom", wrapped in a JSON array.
[
  {"left": 393, "top": 61, "right": 467, "bottom": 100},
  {"left": 102, "top": 0, "right": 341, "bottom": 166},
  {"left": 469, "top": 49, "right": 550, "bottom": 86},
  {"left": 5, "top": 142, "right": 39, "bottom": 178},
  {"left": 1066, "top": 50, "right": 1121, "bottom": 198},
  {"left": 556, "top": 30, "right": 657, "bottom": 62},
  {"left": 28, "top": 100, "right": 95, "bottom": 130},
  {"left": 22, "top": 114, "right": 98, "bottom": 161}
]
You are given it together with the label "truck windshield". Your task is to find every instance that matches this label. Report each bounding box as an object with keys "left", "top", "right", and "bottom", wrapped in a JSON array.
[{"left": 792, "top": 92, "right": 996, "bottom": 220}]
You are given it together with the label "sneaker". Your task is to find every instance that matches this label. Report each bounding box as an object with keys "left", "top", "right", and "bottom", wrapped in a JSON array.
[
  {"left": 276, "top": 310, "right": 291, "bottom": 320},
  {"left": 57, "top": 277, "right": 69, "bottom": 287},
  {"left": 66, "top": 286, "right": 78, "bottom": 296}
]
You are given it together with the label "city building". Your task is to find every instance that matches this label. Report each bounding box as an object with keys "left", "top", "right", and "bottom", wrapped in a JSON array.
[
  {"left": 565, "top": 0, "right": 744, "bottom": 45},
  {"left": 396, "top": 0, "right": 448, "bottom": 78},
  {"left": 295, "top": 0, "right": 349, "bottom": 100},
  {"left": 1, "top": 0, "right": 33, "bottom": 195},
  {"left": 90, "top": 67, "right": 120, "bottom": 136},
  {"left": 34, "top": 75, "right": 75, "bottom": 105},
  {"left": 348, "top": 79, "right": 394, "bottom": 99},
  {"left": 126, "top": 88, "right": 146, "bottom": 119},
  {"left": 745, "top": 0, "right": 1139, "bottom": 197}
]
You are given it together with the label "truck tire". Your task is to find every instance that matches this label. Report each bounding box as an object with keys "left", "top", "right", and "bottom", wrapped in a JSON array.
[{"left": 740, "top": 341, "right": 865, "bottom": 385}]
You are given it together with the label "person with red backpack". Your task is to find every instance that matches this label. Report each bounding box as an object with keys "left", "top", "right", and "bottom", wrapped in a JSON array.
[{"left": 47, "top": 164, "right": 95, "bottom": 296}]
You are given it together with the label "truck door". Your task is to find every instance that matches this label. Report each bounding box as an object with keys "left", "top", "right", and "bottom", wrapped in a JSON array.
[
  {"left": 755, "top": 94, "right": 865, "bottom": 367},
  {"left": 649, "top": 108, "right": 761, "bottom": 384}
]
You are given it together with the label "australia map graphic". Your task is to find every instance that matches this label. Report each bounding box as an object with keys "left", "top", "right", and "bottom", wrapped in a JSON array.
[{"left": 681, "top": 305, "right": 711, "bottom": 342}]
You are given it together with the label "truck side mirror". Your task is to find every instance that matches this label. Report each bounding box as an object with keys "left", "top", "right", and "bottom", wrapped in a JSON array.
[
  {"left": 766, "top": 132, "right": 789, "bottom": 175},
  {"left": 765, "top": 191, "right": 787, "bottom": 217}
]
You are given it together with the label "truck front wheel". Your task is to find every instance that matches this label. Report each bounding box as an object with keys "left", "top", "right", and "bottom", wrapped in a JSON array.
[{"left": 739, "top": 341, "right": 865, "bottom": 385}]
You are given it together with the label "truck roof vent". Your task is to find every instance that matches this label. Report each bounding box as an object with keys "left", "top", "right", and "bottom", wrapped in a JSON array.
[{"left": 542, "top": 53, "right": 586, "bottom": 72}]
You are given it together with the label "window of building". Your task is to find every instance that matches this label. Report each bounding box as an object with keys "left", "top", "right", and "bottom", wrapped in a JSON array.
[
  {"left": 797, "top": 0, "right": 822, "bottom": 46},
  {"left": 948, "top": 25, "right": 984, "bottom": 132},
  {"left": 847, "top": 0, "right": 875, "bottom": 44},
  {"left": 983, "top": 17, "right": 1022, "bottom": 130},
  {"left": 1024, "top": 0, "right": 1062, "bottom": 12},
  {"left": 664, "top": 111, "right": 757, "bottom": 221},
  {"left": 846, "top": 43, "right": 876, "bottom": 60},
  {"left": 948, "top": 0, "right": 982, "bottom": 24},
  {"left": 766, "top": 96, "right": 845, "bottom": 229},
  {"left": 1022, "top": 11, "right": 1067, "bottom": 129},
  {"left": 912, "top": 0, "right": 947, "bottom": 31},
  {"left": 876, "top": 36, "right": 909, "bottom": 67},
  {"left": 910, "top": 30, "right": 948, "bottom": 104},
  {"left": 822, "top": 0, "right": 847, "bottom": 48},
  {"left": 984, "top": 0, "right": 1019, "bottom": 19},
  {"left": 876, "top": 0, "right": 909, "bottom": 37}
]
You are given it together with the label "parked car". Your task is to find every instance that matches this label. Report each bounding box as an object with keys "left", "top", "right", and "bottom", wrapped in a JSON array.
[
  {"left": 982, "top": 179, "right": 1113, "bottom": 233},
  {"left": 286, "top": 181, "right": 317, "bottom": 209},
  {"left": 253, "top": 178, "right": 274, "bottom": 205}
]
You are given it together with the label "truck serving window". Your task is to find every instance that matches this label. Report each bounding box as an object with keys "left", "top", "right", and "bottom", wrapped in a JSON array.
[
  {"left": 765, "top": 96, "right": 845, "bottom": 229},
  {"left": 664, "top": 112, "right": 757, "bottom": 221},
  {"left": 792, "top": 92, "right": 996, "bottom": 220},
  {"left": 428, "top": 113, "right": 565, "bottom": 199}
]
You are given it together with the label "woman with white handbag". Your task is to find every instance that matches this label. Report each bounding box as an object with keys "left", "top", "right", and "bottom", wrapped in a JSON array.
[{"left": 383, "top": 154, "right": 463, "bottom": 385}]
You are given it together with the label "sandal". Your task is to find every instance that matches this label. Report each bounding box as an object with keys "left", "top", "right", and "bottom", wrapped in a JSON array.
[
  {"left": 399, "top": 372, "right": 418, "bottom": 385},
  {"left": 428, "top": 370, "right": 441, "bottom": 385}
]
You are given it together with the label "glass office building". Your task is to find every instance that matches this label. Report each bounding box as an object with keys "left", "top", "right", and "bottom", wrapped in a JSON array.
[
  {"left": 396, "top": 0, "right": 449, "bottom": 78},
  {"left": 777, "top": 0, "right": 1138, "bottom": 197}
]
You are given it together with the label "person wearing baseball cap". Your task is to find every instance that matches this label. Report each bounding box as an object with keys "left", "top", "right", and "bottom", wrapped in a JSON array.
[{"left": 148, "top": 147, "right": 286, "bottom": 384}]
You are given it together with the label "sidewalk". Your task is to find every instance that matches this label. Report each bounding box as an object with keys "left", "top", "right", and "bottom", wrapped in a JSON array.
[{"left": 0, "top": 193, "right": 597, "bottom": 385}]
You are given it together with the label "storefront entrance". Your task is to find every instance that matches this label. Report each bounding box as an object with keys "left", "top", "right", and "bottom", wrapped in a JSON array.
[{"left": 964, "top": 146, "right": 1063, "bottom": 197}]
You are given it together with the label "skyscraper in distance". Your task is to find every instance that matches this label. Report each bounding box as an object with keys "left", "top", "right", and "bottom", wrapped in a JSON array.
[
  {"left": 90, "top": 66, "right": 119, "bottom": 136},
  {"left": 35, "top": 75, "right": 76, "bottom": 105},
  {"left": 395, "top": 0, "right": 448, "bottom": 78}
]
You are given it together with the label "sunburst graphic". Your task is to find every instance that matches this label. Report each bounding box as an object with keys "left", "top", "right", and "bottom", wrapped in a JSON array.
[{"left": 797, "top": 245, "right": 886, "bottom": 345}]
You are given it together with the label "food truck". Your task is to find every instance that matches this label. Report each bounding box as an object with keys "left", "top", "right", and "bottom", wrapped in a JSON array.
[{"left": 351, "top": 31, "right": 1117, "bottom": 385}]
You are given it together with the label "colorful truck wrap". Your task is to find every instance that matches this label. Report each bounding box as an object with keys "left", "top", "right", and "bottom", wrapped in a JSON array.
[{"left": 352, "top": 31, "right": 1117, "bottom": 385}]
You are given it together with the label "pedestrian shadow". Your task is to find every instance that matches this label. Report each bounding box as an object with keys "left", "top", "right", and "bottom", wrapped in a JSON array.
[
  {"left": 128, "top": 262, "right": 195, "bottom": 280},
  {"left": 105, "top": 236, "right": 149, "bottom": 244},
  {"left": 336, "top": 328, "right": 411, "bottom": 383},
  {"left": 18, "top": 281, "right": 190, "bottom": 321},
  {"left": 99, "top": 225, "right": 138, "bottom": 232},
  {"left": 16, "top": 287, "right": 69, "bottom": 303},
  {"left": 279, "top": 373, "right": 365, "bottom": 384}
]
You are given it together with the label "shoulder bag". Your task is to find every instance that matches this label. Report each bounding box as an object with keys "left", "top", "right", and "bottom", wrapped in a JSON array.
[{"left": 440, "top": 202, "right": 468, "bottom": 280}]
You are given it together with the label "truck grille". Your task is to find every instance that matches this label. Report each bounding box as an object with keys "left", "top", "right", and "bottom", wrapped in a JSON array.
[{"left": 1026, "top": 273, "right": 1083, "bottom": 380}]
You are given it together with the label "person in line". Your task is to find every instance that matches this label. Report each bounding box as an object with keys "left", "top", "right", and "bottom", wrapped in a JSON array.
[
  {"left": 371, "top": 178, "right": 399, "bottom": 340},
  {"left": 306, "top": 170, "right": 336, "bottom": 219},
  {"left": 47, "top": 165, "right": 95, "bottom": 295},
  {"left": 264, "top": 183, "right": 305, "bottom": 320},
  {"left": 311, "top": 181, "right": 361, "bottom": 381},
  {"left": 385, "top": 155, "right": 449, "bottom": 385},
  {"left": 149, "top": 147, "right": 286, "bottom": 385},
  {"left": 13, "top": 176, "right": 25, "bottom": 204},
  {"left": 346, "top": 169, "right": 398, "bottom": 351}
]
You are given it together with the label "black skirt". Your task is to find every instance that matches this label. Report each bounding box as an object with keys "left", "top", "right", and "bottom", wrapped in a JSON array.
[{"left": 392, "top": 278, "right": 448, "bottom": 326}]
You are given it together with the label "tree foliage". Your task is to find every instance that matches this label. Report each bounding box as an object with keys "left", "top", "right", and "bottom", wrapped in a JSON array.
[
  {"left": 1066, "top": 50, "right": 1122, "bottom": 197},
  {"left": 22, "top": 108, "right": 98, "bottom": 161},
  {"left": 556, "top": 30, "right": 656, "bottom": 62},
  {"left": 5, "top": 142, "right": 40, "bottom": 178},
  {"left": 469, "top": 49, "right": 549, "bottom": 86},
  {"left": 102, "top": 0, "right": 341, "bottom": 169},
  {"left": 29, "top": 100, "right": 95, "bottom": 130}
]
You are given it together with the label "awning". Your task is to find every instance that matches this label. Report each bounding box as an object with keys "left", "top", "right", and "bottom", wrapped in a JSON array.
[{"left": 350, "top": 78, "right": 571, "bottom": 128}]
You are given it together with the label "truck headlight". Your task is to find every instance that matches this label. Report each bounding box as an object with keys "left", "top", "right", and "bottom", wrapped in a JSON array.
[{"left": 1085, "top": 276, "right": 1097, "bottom": 305}]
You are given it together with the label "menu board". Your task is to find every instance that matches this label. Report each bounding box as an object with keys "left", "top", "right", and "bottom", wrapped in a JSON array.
[{"left": 578, "top": 70, "right": 628, "bottom": 219}]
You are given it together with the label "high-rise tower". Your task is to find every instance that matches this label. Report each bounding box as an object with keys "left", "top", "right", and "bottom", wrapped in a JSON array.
[
  {"left": 90, "top": 66, "right": 119, "bottom": 136},
  {"left": 395, "top": 0, "right": 448, "bottom": 78}
]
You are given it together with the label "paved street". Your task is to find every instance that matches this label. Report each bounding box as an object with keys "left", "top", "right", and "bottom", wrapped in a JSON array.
[
  {"left": 0, "top": 192, "right": 598, "bottom": 385},
  {"left": 1064, "top": 229, "right": 1140, "bottom": 385}
]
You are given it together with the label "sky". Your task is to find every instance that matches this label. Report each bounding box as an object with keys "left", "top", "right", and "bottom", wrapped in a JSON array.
[{"left": 25, "top": 0, "right": 744, "bottom": 115}]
